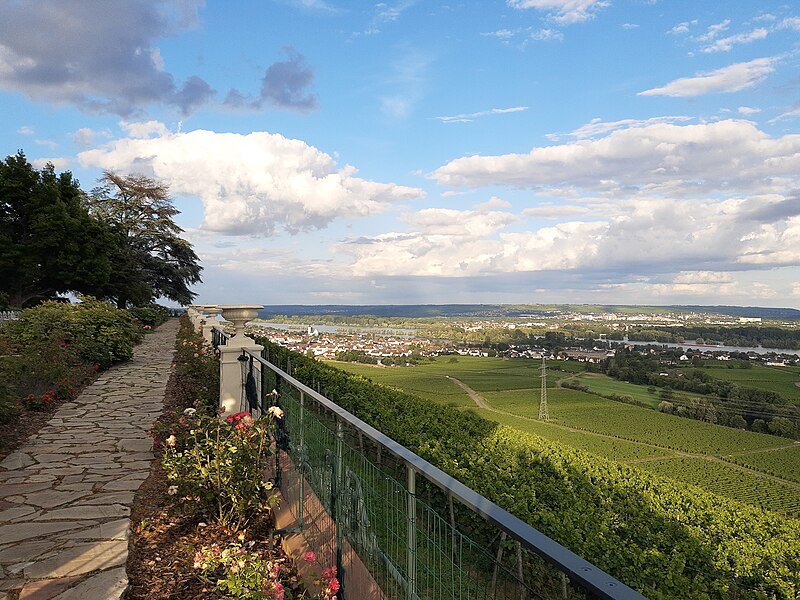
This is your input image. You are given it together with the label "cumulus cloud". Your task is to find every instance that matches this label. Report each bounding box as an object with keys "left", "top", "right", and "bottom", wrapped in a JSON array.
[
  {"left": 224, "top": 48, "right": 319, "bottom": 113},
  {"left": 78, "top": 125, "right": 424, "bottom": 235},
  {"left": 432, "top": 120, "right": 800, "bottom": 197},
  {"left": 507, "top": 0, "right": 609, "bottom": 24},
  {"left": 0, "top": 0, "right": 215, "bottom": 116},
  {"left": 436, "top": 106, "right": 528, "bottom": 124},
  {"left": 337, "top": 196, "right": 800, "bottom": 280},
  {"left": 639, "top": 57, "right": 775, "bottom": 97}
]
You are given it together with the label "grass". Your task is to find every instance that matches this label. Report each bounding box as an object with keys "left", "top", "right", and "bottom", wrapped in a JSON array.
[{"left": 698, "top": 364, "right": 800, "bottom": 403}]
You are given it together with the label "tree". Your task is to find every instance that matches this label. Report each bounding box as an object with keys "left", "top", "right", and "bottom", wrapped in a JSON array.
[
  {"left": 0, "top": 152, "right": 114, "bottom": 307},
  {"left": 88, "top": 171, "right": 202, "bottom": 308}
]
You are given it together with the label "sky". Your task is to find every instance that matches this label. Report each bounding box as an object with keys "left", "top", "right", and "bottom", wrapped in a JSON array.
[{"left": 2, "top": 0, "right": 800, "bottom": 308}]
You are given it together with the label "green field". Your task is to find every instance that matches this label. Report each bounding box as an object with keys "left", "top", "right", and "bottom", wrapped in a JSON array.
[
  {"left": 635, "top": 457, "right": 800, "bottom": 515},
  {"left": 699, "top": 364, "right": 800, "bottom": 403},
  {"left": 572, "top": 372, "right": 711, "bottom": 407},
  {"left": 332, "top": 357, "right": 799, "bottom": 512}
]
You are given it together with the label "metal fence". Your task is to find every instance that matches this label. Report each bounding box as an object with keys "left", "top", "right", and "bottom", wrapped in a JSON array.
[
  {"left": 212, "top": 329, "right": 645, "bottom": 600},
  {"left": 0, "top": 311, "right": 19, "bottom": 322}
]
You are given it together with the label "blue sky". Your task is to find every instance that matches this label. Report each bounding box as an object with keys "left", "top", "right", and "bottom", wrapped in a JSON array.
[{"left": 3, "top": 1, "right": 800, "bottom": 307}]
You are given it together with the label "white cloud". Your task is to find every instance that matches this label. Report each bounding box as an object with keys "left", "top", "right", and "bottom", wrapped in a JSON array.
[
  {"left": 668, "top": 19, "right": 697, "bottom": 35},
  {"left": 522, "top": 204, "right": 593, "bottom": 218},
  {"left": 432, "top": 120, "right": 800, "bottom": 196},
  {"left": 701, "top": 28, "right": 768, "bottom": 53},
  {"left": 79, "top": 125, "right": 424, "bottom": 236},
  {"left": 531, "top": 28, "right": 564, "bottom": 41},
  {"left": 481, "top": 29, "right": 515, "bottom": 39},
  {"left": 72, "top": 127, "right": 112, "bottom": 148},
  {"left": 547, "top": 115, "right": 692, "bottom": 140},
  {"left": 119, "top": 120, "right": 172, "bottom": 138},
  {"left": 638, "top": 57, "right": 775, "bottom": 97},
  {"left": 474, "top": 196, "right": 512, "bottom": 211},
  {"left": 338, "top": 196, "right": 800, "bottom": 280},
  {"left": 696, "top": 19, "right": 731, "bottom": 43},
  {"left": 621, "top": 23, "right": 639, "bottom": 30},
  {"left": 507, "top": 0, "right": 609, "bottom": 24},
  {"left": 737, "top": 106, "right": 761, "bottom": 115},
  {"left": 31, "top": 157, "right": 69, "bottom": 170},
  {"left": 777, "top": 17, "right": 800, "bottom": 31},
  {"left": 436, "top": 106, "right": 528, "bottom": 124},
  {"left": 16, "top": 125, "right": 34, "bottom": 135}
]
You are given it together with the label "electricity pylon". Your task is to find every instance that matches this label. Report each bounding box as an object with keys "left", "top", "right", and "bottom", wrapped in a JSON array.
[{"left": 538, "top": 356, "right": 549, "bottom": 421}]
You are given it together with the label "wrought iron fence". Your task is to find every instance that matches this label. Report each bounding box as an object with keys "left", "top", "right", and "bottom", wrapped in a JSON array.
[
  {"left": 0, "top": 311, "right": 19, "bottom": 322},
  {"left": 210, "top": 327, "right": 645, "bottom": 600}
]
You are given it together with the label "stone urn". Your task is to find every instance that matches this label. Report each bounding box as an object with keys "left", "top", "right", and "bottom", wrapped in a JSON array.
[{"left": 218, "top": 305, "right": 262, "bottom": 337}]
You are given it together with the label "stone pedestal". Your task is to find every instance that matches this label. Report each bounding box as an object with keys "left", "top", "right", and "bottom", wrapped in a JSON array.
[
  {"left": 217, "top": 305, "right": 264, "bottom": 417},
  {"left": 201, "top": 306, "right": 221, "bottom": 345}
]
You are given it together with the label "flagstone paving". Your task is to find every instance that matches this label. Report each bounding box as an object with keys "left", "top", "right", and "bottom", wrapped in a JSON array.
[{"left": 0, "top": 320, "right": 177, "bottom": 600}]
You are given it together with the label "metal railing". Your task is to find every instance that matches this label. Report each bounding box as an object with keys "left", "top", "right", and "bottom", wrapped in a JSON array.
[
  {"left": 215, "top": 334, "right": 646, "bottom": 600},
  {"left": 212, "top": 326, "right": 231, "bottom": 348},
  {"left": 0, "top": 311, "right": 19, "bottom": 322}
]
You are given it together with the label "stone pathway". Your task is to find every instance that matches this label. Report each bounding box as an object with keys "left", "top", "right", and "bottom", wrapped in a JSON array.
[{"left": 0, "top": 320, "right": 177, "bottom": 600}]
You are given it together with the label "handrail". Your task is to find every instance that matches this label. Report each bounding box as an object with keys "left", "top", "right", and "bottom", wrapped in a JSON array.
[{"left": 244, "top": 348, "right": 647, "bottom": 600}]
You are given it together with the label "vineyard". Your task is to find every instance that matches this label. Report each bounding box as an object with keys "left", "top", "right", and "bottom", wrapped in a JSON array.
[
  {"left": 332, "top": 356, "right": 800, "bottom": 511},
  {"left": 729, "top": 445, "right": 800, "bottom": 483},
  {"left": 263, "top": 340, "right": 800, "bottom": 599},
  {"left": 635, "top": 457, "right": 800, "bottom": 514}
]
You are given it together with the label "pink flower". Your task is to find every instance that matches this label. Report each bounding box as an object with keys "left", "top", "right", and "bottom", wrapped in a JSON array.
[
  {"left": 165, "top": 434, "right": 177, "bottom": 447},
  {"left": 303, "top": 551, "right": 316, "bottom": 563}
]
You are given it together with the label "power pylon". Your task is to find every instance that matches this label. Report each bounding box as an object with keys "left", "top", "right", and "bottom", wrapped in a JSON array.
[{"left": 538, "top": 356, "right": 549, "bottom": 421}]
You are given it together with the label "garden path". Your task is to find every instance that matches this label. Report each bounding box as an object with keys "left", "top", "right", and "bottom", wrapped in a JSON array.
[{"left": 0, "top": 319, "right": 177, "bottom": 600}]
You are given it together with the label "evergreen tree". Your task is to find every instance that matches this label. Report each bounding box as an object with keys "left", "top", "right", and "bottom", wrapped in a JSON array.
[
  {"left": 0, "top": 152, "right": 113, "bottom": 307},
  {"left": 88, "top": 171, "right": 202, "bottom": 308}
]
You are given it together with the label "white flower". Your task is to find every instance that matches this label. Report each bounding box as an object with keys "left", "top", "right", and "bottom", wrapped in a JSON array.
[
  {"left": 165, "top": 434, "right": 177, "bottom": 447},
  {"left": 167, "top": 485, "right": 178, "bottom": 495},
  {"left": 183, "top": 408, "right": 197, "bottom": 416},
  {"left": 267, "top": 406, "right": 284, "bottom": 419}
]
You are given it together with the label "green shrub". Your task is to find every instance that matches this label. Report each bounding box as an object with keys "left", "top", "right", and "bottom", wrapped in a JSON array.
[
  {"left": 160, "top": 408, "right": 279, "bottom": 529},
  {"left": 129, "top": 304, "right": 172, "bottom": 327},
  {"left": 6, "top": 296, "right": 141, "bottom": 368},
  {"left": 174, "top": 316, "right": 220, "bottom": 414}
]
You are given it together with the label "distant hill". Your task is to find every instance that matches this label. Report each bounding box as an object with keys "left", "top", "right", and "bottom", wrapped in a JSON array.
[{"left": 258, "top": 304, "right": 800, "bottom": 320}]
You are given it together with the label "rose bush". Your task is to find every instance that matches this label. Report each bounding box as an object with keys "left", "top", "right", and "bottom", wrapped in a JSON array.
[{"left": 160, "top": 407, "right": 280, "bottom": 529}]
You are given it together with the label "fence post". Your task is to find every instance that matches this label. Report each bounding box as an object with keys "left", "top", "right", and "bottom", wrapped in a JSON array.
[
  {"left": 217, "top": 305, "right": 263, "bottom": 417},
  {"left": 407, "top": 464, "right": 417, "bottom": 600},
  {"left": 335, "top": 419, "right": 345, "bottom": 597}
]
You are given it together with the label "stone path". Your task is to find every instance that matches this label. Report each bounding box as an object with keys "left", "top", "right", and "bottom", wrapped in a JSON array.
[{"left": 0, "top": 320, "right": 177, "bottom": 600}]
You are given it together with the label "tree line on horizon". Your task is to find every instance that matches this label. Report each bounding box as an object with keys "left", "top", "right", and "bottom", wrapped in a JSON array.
[{"left": 0, "top": 151, "right": 202, "bottom": 309}]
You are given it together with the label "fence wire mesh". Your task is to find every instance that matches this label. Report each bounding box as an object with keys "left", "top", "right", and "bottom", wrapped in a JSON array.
[{"left": 232, "top": 346, "right": 643, "bottom": 600}]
